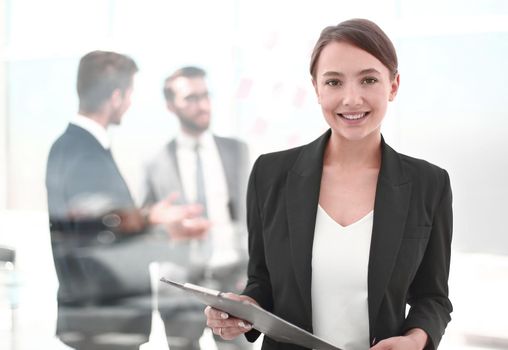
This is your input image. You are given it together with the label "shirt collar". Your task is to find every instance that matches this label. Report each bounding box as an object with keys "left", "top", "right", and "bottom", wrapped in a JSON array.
[
  {"left": 176, "top": 130, "right": 213, "bottom": 150},
  {"left": 70, "top": 114, "right": 111, "bottom": 149}
]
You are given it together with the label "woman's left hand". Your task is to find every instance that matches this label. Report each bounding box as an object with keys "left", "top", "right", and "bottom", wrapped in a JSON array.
[
  {"left": 370, "top": 336, "right": 422, "bottom": 350},
  {"left": 370, "top": 328, "right": 428, "bottom": 350}
]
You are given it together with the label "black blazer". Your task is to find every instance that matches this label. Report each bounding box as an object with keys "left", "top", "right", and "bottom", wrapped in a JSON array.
[
  {"left": 243, "top": 130, "right": 453, "bottom": 350},
  {"left": 46, "top": 124, "right": 141, "bottom": 304},
  {"left": 46, "top": 124, "right": 135, "bottom": 223}
]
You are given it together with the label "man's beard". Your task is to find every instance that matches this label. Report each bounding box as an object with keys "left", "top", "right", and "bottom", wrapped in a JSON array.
[{"left": 177, "top": 113, "right": 209, "bottom": 134}]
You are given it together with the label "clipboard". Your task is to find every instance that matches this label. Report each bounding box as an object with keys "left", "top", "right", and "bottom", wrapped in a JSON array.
[{"left": 160, "top": 278, "right": 342, "bottom": 350}]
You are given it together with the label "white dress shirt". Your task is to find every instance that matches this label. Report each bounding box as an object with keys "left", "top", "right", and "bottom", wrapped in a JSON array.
[{"left": 175, "top": 130, "right": 238, "bottom": 267}]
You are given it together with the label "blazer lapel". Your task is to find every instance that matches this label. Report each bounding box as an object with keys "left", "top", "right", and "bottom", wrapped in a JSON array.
[
  {"left": 166, "top": 139, "right": 187, "bottom": 203},
  {"left": 214, "top": 136, "right": 238, "bottom": 218},
  {"left": 368, "top": 139, "right": 412, "bottom": 331},
  {"left": 214, "top": 136, "right": 235, "bottom": 191},
  {"left": 285, "top": 130, "right": 330, "bottom": 326}
]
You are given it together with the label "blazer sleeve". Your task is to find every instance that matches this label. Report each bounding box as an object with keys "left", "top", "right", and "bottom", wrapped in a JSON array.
[
  {"left": 242, "top": 156, "right": 274, "bottom": 342},
  {"left": 402, "top": 169, "right": 453, "bottom": 349}
]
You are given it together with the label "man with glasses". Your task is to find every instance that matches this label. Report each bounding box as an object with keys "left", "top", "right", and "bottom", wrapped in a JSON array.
[{"left": 141, "top": 66, "right": 251, "bottom": 350}]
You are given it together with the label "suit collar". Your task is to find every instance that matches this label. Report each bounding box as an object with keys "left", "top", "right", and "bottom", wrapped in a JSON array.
[
  {"left": 175, "top": 129, "right": 214, "bottom": 150},
  {"left": 285, "top": 129, "right": 411, "bottom": 333},
  {"left": 70, "top": 115, "right": 110, "bottom": 150},
  {"left": 166, "top": 139, "right": 186, "bottom": 202},
  {"left": 378, "top": 137, "right": 409, "bottom": 186},
  {"left": 169, "top": 135, "right": 233, "bottom": 207},
  {"left": 288, "top": 130, "right": 407, "bottom": 184},
  {"left": 289, "top": 130, "right": 330, "bottom": 177},
  {"left": 214, "top": 137, "right": 238, "bottom": 216},
  {"left": 66, "top": 124, "right": 110, "bottom": 154},
  {"left": 368, "top": 141, "right": 412, "bottom": 333}
]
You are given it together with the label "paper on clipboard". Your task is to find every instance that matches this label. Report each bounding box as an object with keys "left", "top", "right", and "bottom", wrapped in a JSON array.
[{"left": 160, "top": 278, "right": 342, "bottom": 350}]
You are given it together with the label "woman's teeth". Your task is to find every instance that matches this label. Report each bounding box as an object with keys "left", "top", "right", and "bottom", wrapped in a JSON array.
[{"left": 339, "top": 112, "right": 367, "bottom": 120}]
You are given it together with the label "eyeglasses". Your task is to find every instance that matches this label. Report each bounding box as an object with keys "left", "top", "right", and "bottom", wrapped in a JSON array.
[{"left": 184, "top": 92, "right": 210, "bottom": 104}]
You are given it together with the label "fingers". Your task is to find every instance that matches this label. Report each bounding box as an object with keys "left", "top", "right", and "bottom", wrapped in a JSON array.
[
  {"left": 222, "top": 293, "right": 259, "bottom": 306},
  {"left": 204, "top": 306, "right": 252, "bottom": 340},
  {"left": 370, "top": 337, "right": 410, "bottom": 350},
  {"left": 171, "top": 216, "right": 210, "bottom": 240},
  {"left": 204, "top": 305, "right": 229, "bottom": 323},
  {"left": 164, "top": 192, "right": 181, "bottom": 204},
  {"left": 181, "top": 203, "right": 206, "bottom": 218},
  {"left": 181, "top": 216, "right": 211, "bottom": 229}
]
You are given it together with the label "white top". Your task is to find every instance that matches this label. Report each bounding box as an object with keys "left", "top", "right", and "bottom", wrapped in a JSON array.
[
  {"left": 311, "top": 205, "right": 373, "bottom": 350},
  {"left": 70, "top": 114, "right": 110, "bottom": 149},
  {"left": 175, "top": 130, "right": 238, "bottom": 267}
]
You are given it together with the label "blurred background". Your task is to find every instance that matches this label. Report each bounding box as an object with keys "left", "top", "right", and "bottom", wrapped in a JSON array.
[{"left": 1, "top": 0, "right": 507, "bottom": 349}]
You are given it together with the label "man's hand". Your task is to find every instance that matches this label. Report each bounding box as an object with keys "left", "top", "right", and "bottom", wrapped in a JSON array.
[{"left": 148, "top": 193, "right": 211, "bottom": 240}]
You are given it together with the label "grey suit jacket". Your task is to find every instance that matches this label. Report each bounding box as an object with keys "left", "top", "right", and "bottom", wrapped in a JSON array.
[
  {"left": 142, "top": 135, "right": 251, "bottom": 286},
  {"left": 142, "top": 135, "right": 249, "bottom": 221}
]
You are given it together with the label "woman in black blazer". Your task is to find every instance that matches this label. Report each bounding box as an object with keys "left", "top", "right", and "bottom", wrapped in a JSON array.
[{"left": 206, "top": 18, "right": 452, "bottom": 350}]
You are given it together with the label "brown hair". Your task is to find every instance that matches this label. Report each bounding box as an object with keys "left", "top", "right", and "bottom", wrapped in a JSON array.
[
  {"left": 310, "top": 18, "right": 398, "bottom": 80},
  {"left": 163, "top": 66, "right": 206, "bottom": 102},
  {"left": 77, "top": 50, "right": 138, "bottom": 113}
]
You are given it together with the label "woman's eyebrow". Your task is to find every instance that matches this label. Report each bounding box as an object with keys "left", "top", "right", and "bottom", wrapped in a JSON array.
[{"left": 321, "top": 68, "right": 381, "bottom": 78}]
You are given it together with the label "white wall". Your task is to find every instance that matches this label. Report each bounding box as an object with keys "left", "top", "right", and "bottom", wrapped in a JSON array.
[
  {"left": 1, "top": 2, "right": 508, "bottom": 348},
  {"left": 0, "top": 0, "right": 7, "bottom": 211}
]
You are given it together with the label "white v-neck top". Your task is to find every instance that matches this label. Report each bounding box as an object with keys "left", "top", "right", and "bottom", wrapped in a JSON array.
[{"left": 311, "top": 205, "right": 373, "bottom": 350}]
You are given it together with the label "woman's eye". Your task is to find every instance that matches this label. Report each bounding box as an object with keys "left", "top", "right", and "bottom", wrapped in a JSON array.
[
  {"left": 362, "top": 77, "right": 378, "bottom": 85},
  {"left": 325, "top": 80, "right": 341, "bottom": 87}
]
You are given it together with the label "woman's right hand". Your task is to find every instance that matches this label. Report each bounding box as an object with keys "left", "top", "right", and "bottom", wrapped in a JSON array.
[{"left": 204, "top": 293, "right": 257, "bottom": 340}]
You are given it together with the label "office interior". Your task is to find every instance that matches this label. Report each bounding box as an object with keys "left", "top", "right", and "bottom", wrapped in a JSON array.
[{"left": 1, "top": 0, "right": 507, "bottom": 349}]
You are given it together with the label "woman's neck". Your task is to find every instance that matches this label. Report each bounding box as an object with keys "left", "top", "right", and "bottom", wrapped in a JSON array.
[{"left": 324, "top": 132, "right": 382, "bottom": 170}]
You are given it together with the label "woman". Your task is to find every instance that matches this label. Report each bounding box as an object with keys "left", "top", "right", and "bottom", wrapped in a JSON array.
[{"left": 205, "top": 18, "right": 452, "bottom": 350}]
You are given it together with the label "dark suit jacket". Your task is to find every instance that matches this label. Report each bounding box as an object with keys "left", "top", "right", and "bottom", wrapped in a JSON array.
[
  {"left": 46, "top": 124, "right": 143, "bottom": 304},
  {"left": 47, "top": 124, "right": 135, "bottom": 220},
  {"left": 46, "top": 124, "right": 208, "bottom": 346},
  {"left": 243, "top": 130, "right": 453, "bottom": 350}
]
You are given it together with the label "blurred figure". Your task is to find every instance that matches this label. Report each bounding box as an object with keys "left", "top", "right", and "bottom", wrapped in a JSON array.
[
  {"left": 141, "top": 66, "right": 251, "bottom": 350},
  {"left": 46, "top": 51, "right": 209, "bottom": 350}
]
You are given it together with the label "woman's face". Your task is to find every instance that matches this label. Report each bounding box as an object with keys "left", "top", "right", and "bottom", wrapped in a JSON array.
[{"left": 313, "top": 41, "right": 399, "bottom": 142}]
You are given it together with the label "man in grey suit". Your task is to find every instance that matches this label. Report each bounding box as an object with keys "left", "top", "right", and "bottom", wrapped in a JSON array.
[{"left": 142, "top": 66, "right": 251, "bottom": 350}]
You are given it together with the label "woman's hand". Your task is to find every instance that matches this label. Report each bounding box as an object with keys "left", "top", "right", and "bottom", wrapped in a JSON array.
[
  {"left": 370, "top": 328, "right": 428, "bottom": 350},
  {"left": 204, "top": 293, "right": 257, "bottom": 340}
]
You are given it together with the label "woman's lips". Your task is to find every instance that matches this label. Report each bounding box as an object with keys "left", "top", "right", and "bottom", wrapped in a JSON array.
[{"left": 337, "top": 112, "right": 369, "bottom": 121}]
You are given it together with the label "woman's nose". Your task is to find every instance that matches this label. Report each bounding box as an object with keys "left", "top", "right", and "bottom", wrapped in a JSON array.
[{"left": 341, "top": 84, "right": 363, "bottom": 106}]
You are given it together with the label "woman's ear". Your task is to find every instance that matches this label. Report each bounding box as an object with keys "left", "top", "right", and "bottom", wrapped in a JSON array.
[{"left": 389, "top": 73, "right": 400, "bottom": 102}]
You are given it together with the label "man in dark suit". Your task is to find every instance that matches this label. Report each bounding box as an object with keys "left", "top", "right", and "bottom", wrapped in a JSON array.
[
  {"left": 46, "top": 51, "right": 209, "bottom": 350},
  {"left": 141, "top": 66, "right": 251, "bottom": 350}
]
